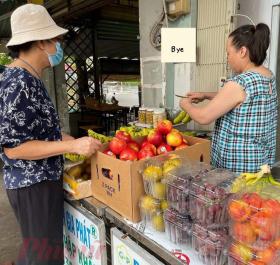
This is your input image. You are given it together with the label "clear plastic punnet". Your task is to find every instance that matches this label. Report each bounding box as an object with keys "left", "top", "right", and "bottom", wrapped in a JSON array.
[
  {"left": 165, "top": 162, "right": 211, "bottom": 215},
  {"left": 228, "top": 183, "right": 280, "bottom": 251},
  {"left": 164, "top": 208, "right": 192, "bottom": 246},
  {"left": 189, "top": 168, "right": 236, "bottom": 227},
  {"left": 192, "top": 223, "right": 228, "bottom": 265},
  {"left": 228, "top": 240, "right": 280, "bottom": 265},
  {"left": 139, "top": 195, "right": 161, "bottom": 222}
]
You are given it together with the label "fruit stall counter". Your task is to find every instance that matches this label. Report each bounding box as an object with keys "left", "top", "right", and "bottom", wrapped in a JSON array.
[{"left": 79, "top": 197, "right": 205, "bottom": 265}]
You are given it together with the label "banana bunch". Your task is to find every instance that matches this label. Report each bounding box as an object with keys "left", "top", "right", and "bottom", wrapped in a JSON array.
[
  {"left": 119, "top": 126, "right": 152, "bottom": 137},
  {"left": 88, "top": 130, "right": 112, "bottom": 143},
  {"left": 231, "top": 164, "right": 280, "bottom": 193},
  {"left": 173, "top": 111, "right": 192, "bottom": 124},
  {"left": 65, "top": 153, "right": 87, "bottom": 162}
]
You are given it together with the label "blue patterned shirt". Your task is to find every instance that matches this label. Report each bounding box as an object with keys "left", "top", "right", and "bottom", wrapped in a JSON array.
[
  {"left": 0, "top": 66, "right": 64, "bottom": 189},
  {"left": 211, "top": 71, "right": 278, "bottom": 173}
]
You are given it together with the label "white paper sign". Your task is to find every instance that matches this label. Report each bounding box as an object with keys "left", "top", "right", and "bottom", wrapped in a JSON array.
[
  {"left": 64, "top": 202, "right": 106, "bottom": 265},
  {"left": 112, "top": 229, "right": 164, "bottom": 265},
  {"left": 161, "top": 28, "right": 196, "bottom": 63}
]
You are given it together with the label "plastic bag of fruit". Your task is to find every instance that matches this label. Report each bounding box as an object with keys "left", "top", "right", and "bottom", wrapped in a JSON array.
[
  {"left": 189, "top": 168, "right": 237, "bottom": 227},
  {"left": 228, "top": 240, "right": 280, "bottom": 265},
  {"left": 141, "top": 154, "right": 189, "bottom": 198},
  {"left": 228, "top": 183, "right": 280, "bottom": 251}
]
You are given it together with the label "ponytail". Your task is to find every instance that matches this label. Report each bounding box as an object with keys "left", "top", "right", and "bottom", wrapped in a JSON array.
[{"left": 229, "top": 23, "right": 270, "bottom": 66}]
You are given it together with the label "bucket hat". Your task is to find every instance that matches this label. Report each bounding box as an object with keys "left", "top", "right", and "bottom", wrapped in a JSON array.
[{"left": 7, "top": 4, "right": 68, "bottom": 47}]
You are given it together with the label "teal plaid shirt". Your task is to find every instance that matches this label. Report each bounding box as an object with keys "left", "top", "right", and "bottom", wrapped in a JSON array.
[{"left": 211, "top": 71, "right": 278, "bottom": 173}]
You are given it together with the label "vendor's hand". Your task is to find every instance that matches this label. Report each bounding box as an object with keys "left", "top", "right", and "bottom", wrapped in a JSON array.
[
  {"left": 72, "top": 137, "right": 102, "bottom": 157},
  {"left": 186, "top": 92, "right": 206, "bottom": 103},
  {"left": 179, "top": 96, "right": 192, "bottom": 109}
]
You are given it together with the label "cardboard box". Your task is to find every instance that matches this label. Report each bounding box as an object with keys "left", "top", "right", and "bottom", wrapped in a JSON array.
[
  {"left": 91, "top": 136, "right": 210, "bottom": 222},
  {"left": 63, "top": 173, "right": 92, "bottom": 200},
  {"left": 63, "top": 160, "right": 92, "bottom": 200}
]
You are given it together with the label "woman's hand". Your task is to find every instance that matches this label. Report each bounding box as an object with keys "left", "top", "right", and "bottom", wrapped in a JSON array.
[
  {"left": 71, "top": 137, "right": 102, "bottom": 157},
  {"left": 186, "top": 92, "right": 206, "bottom": 103}
]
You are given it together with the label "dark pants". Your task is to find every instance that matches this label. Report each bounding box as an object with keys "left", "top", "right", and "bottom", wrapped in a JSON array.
[{"left": 6, "top": 179, "right": 64, "bottom": 265}]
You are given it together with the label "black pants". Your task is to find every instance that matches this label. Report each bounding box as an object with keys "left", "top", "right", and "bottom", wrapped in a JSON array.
[{"left": 6, "top": 179, "right": 64, "bottom": 265}]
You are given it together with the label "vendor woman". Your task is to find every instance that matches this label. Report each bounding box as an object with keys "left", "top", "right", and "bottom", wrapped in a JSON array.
[
  {"left": 0, "top": 4, "right": 101, "bottom": 265},
  {"left": 180, "top": 23, "right": 277, "bottom": 173}
]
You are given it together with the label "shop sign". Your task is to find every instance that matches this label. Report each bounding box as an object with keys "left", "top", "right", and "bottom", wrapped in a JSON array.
[{"left": 64, "top": 202, "right": 106, "bottom": 265}]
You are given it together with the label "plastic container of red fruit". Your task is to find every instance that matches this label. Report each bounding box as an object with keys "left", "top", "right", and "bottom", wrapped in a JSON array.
[
  {"left": 192, "top": 223, "right": 228, "bottom": 265},
  {"left": 228, "top": 184, "right": 280, "bottom": 251},
  {"left": 164, "top": 208, "right": 192, "bottom": 246},
  {"left": 165, "top": 162, "right": 211, "bottom": 215},
  {"left": 228, "top": 240, "right": 280, "bottom": 265},
  {"left": 189, "top": 168, "right": 236, "bottom": 227}
]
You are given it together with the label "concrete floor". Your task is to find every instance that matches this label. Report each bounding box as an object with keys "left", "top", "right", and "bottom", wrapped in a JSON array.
[{"left": 0, "top": 168, "right": 21, "bottom": 264}]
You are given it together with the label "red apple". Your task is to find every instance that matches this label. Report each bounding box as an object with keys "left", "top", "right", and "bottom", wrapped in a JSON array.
[
  {"left": 156, "top": 120, "right": 173, "bottom": 135},
  {"left": 242, "top": 193, "right": 263, "bottom": 212},
  {"left": 228, "top": 200, "right": 251, "bottom": 222},
  {"left": 175, "top": 143, "right": 189, "bottom": 150},
  {"left": 115, "top": 131, "right": 132, "bottom": 143},
  {"left": 166, "top": 131, "right": 183, "bottom": 147},
  {"left": 138, "top": 148, "right": 155, "bottom": 160},
  {"left": 103, "top": 149, "right": 116, "bottom": 158},
  {"left": 233, "top": 222, "right": 256, "bottom": 244},
  {"left": 157, "top": 143, "right": 172, "bottom": 155},
  {"left": 141, "top": 142, "right": 157, "bottom": 155},
  {"left": 109, "top": 137, "right": 127, "bottom": 155},
  {"left": 147, "top": 129, "right": 163, "bottom": 146},
  {"left": 127, "top": 141, "right": 140, "bottom": 152},
  {"left": 119, "top": 148, "right": 138, "bottom": 161}
]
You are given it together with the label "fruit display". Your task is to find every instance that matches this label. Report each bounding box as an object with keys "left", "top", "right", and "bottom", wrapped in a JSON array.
[
  {"left": 228, "top": 240, "right": 280, "bottom": 265},
  {"left": 228, "top": 183, "right": 280, "bottom": 251},
  {"left": 101, "top": 120, "right": 191, "bottom": 161},
  {"left": 164, "top": 208, "right": 192, "bottom": 246},
  {"left": 189, "top": 168, "right": 236, "bottom": 227},
  {"left": 192, "top": 223, "right": 228, "bottom": 265},
  {"left": 165, "top": 162, "right": 211, "bottom": 215}
]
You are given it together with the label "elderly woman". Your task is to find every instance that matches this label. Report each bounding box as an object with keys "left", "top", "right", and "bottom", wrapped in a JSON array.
[{"left": 0, "top": 4, "right": 101, "bottom": 265}]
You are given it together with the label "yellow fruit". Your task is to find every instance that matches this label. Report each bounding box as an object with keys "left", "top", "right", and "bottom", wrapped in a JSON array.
[
  {"left": 143, "top": 166, "right": 163, "bottom": 181},
  {"left": 67, "top": 165, "right": 82, "bottom": 179},
  {"left": 153, "top": 182, "right": 166, "bottom": 200},
  {"left": 161, "top": 200, "right": 169, "bottom": 211},
  {"left": 163, "top": 158, "right": 181, "bottom": 176},
  {"left": 152, "top": 212, "right": 165, "bottom": 232},
  {"left": 140, "top": 195, "right": 160, "bottom": 213}
]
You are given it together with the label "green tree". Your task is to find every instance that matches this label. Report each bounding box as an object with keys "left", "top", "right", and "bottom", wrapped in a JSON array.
[{"left": 0, "top": 53, "right": 12, "bottom": 65}]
